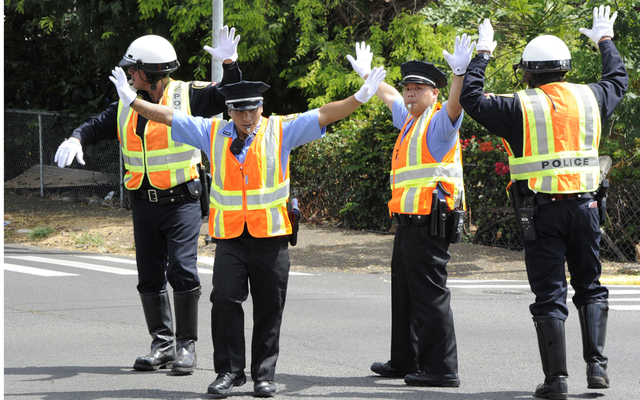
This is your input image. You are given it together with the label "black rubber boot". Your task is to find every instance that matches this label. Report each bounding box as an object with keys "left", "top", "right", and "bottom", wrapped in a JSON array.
[
  {"left": 133, "top": 290, "right": 175, "bottom": 371},
  {"left": 578, "top": 301, "right": 610, "bottom": 389},
  {"left": 171, "top": 286, "right": 201, "bottom": 375},
  {"left": 533, "top": 317, "right": 569, "bottom": 399}
]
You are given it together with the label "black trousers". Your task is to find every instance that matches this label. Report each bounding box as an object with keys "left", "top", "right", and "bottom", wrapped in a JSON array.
[
  {"left": 524, "top": 198, "right": 608, "bottom": 320},
  {"left": 131, "top": 198, "right": 202, "bottom": 294},
  {"left": 389, "top": 222, "right": 458, "bottom": 376},
  {"left": 210, "top": 232, "right": 290, "bottom": 382}
]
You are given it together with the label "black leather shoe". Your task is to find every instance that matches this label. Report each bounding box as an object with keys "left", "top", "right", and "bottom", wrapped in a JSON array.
[
  {"left": 370, "top": 361, "right": 415, "bottom": 378},
  {"left": 207, "top": 371, "right": 247, "bottom": 395},
  {"left": 586, "top": 362, "right": 610, "bottom": 389},
  {"left": 404, "top": 371, "right": 460, "bottom": 387},
  {"left": 535, "top": 377, "right": 568, "bottom": 399},
  {"left": 253, "top": 380, "right": 276, "bottom": 397},
  {"left": 133, "top": 346, "right": 175, "bottom": 371}
]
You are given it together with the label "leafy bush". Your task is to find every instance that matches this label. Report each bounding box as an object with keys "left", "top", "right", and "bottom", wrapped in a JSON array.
[{"left": 28, "top": 227, "right": 55, "bottom": 239}]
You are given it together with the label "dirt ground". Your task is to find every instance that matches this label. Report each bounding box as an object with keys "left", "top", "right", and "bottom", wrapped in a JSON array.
[{"left": 4, "top": 190, "right": 638, "bottom": 280}]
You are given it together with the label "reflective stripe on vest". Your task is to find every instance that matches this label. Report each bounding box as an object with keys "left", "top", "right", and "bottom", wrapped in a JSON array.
[
  {"left": 116, "top": 80, "right": 201, "bottom": 190},
  {"left": 209, "top": 116, "right": 292, "bottom": 239},
  {"left": 388, "top": 103, "right": 465, "bottom": 215},
  {"left": 509, "top": 82, "right": 601, "bottom": 193}
]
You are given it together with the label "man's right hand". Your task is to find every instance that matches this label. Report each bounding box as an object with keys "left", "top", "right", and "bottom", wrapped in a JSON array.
[
  {"left": 204, "top": 25, "right": 240, "bottom": 63},
  {"left": 354, "top": 66, "right": 386, "bottom": 103},
  {"left": 54, "top": 138, "right": 85, "bottom": 168},
  {"left": 109, "top": 67, "right": 137, "bottom": 106},
  {"left": 346, "top": 41, "right": 373, "bottom": 79}
]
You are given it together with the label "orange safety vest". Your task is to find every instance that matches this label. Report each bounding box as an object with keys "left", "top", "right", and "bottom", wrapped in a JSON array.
[
  {"left": 503, "top": 82, "right": 601, "bottom": 193},
  {"left": 388, "top": 103, "right": 465, "bottom": 215},
  {"left": 116, "top": 79, "right": 201, "bottom": 190},
  {"left": 208, "top": 116, "right": 292, "bottom": 239}
]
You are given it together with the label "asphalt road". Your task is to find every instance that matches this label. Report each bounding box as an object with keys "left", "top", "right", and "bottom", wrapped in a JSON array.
[{"left": 4, "top": 244, "right": 640, "bottom": 400}]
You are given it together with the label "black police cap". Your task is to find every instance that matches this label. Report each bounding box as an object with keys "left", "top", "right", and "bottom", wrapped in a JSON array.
[
  {"left": 399, "top": 60, "right": 447, "bottom": 88},
  {"left": 218, "top": 81, "right": 271, "bottom": 111}
]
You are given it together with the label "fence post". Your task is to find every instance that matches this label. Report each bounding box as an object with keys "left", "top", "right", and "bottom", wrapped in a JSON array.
[{"left": 38, "top": 113, "right": 44, "bottom": 197}]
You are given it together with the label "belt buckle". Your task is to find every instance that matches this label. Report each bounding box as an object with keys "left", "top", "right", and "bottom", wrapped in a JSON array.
[{"left": 148, "top": 189, "right": 158, "bottom": 202}]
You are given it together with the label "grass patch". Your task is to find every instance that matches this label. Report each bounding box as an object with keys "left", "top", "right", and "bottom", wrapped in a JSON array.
[
  {"left": 28, "top": 227, "right": 55, "bottom": 239},
  {"left": 75, "top": 232, "right": 105, "bottom": 247}
]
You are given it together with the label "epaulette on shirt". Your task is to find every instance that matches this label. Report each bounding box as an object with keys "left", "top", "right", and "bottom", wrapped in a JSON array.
[
  {"left": 483, "top": 92, "right": 516, "bottom": 99},
  {"left": 281, "top": 113, "right": 301, "bottom": 122},
  {"left": 191, "top": 81, "right": 213, "bottom": 89}
]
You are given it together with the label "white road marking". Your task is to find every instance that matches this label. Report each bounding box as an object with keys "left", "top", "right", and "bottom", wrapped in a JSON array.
[
  {"left": 5, "top": 256, "right": 137, "bottom": 275},
  {"left": 3, "top": 263, "right": 78, "bottom": 277}
]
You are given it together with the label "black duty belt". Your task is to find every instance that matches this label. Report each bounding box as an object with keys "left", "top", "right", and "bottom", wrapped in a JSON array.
[
  {"left": 392, "top": 213, "right": 430, "bottom": 227},
  {"left": 535, "top": 192, "right": 594, "bottom": 206},
  {"left": 130, "top": 184, "right": 187, "bottom": 205}
]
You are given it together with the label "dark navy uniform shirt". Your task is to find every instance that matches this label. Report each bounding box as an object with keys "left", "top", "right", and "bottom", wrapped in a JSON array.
[
  {"left": 460, "top": 40, "right": 628, "bottom": 195},
  {"left": 70, "top": 61, "right": 242, "bottom": 190}
]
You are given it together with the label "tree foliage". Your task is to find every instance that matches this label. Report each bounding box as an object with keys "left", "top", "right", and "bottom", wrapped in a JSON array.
[{"left": 4, "top": 0, "right": 640, "bottom": 231}]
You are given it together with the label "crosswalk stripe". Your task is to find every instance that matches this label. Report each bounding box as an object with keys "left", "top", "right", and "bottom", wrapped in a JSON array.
[
  {"left": 3, "top": 263, "right": 78, "bottom": 277},
  {"left": 79, "top": 255, "right": 213, "bottom": 275},
  {"left": 610, "top": 305, "right": 640, "bottom": 311},
  {"left": 79, "top": 255, "right": 136, "bottom": 264},
  {"left": 5, "top": 256, "right": 137, "bottom": 275}
]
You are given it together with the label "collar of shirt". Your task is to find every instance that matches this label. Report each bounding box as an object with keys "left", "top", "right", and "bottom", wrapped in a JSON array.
[{"left": 221, "top": 118, "right": 263, "bottom": 163}]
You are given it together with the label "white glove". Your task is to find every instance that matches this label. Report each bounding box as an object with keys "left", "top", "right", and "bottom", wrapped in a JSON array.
[
  {"left": 204, "top": 25, "right": 240, "bottom": 62},
  {"left": 354, "top": 66, "right": 386, "bottom": 103},
  {"left": 443, "top": 34, "right": 476, "bottom": 76},
  {"left": 346, "top": 41, "right": 373, "bottom": 79},
  {"left": 476, "top": 19, "right": 497, "bottom": 55},
  {"left": 109, "top": 66, "right": 137, "bottom": 106},
  {"left": 54, "top": 138, "right": 85, "bottom": 168},
  {"left": 579, "top": 5, "right": 617, "bottom": 45}
]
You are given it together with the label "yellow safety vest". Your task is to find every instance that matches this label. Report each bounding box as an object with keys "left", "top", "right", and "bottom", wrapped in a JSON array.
[
  {"left": 505, "top": 82, "right": 601, "bottom": 193},
  {"left": 116, "top": 79, "right": 201, "bottom": 190}
]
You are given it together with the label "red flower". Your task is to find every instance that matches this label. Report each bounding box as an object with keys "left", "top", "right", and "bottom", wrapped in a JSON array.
[
  {"left": 495, "top": 162, "right": 510, "bottom": 176},
  {"left": 479, "top": 141, "right": 494, "bottom": 152}
]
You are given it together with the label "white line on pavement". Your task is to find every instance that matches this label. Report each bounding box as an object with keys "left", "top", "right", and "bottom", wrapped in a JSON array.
[
  {"left": 5, "top": 256, "right": 138, "bottom": 275},
  {"left": 3, "top": 263, "right": 79, "bottom": 276}
]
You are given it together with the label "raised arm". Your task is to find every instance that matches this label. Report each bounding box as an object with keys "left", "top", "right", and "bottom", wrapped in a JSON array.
[
  {"left": 442, "top": 33, "right": 476, "bottom": 123},
  {"left": 317, "top": 66, "right": 386, "bottom": 129},
  {"left": 110, "top": 66, "right": 174, "bottom": 126},
  {"left": 347, "top": 42, "right": 400, "bottom": 111}
]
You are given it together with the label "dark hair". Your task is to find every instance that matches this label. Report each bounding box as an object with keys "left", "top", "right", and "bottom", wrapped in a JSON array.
[{"left": 526, "top": 71, "right": 566, "bottom": 88}]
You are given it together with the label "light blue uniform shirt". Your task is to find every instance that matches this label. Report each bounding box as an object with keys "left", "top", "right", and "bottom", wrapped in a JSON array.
[
  {"left": 171, "top": 109, "right": 326, "bottom": 179},
  {"left": 392, "top": 97, "right": 463, "bottom": 162}
]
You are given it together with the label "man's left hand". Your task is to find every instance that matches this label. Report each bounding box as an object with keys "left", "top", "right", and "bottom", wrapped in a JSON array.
[{"left": 443, "top": 34, "right": 476, "bottom": 76}]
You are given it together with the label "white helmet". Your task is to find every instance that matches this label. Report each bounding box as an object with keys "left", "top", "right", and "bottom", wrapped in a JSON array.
[
  {"left": 519, "top": 35, "right": 571, "bottom": 73},
  {"left": 119, "top": 35, "right": 180, "bottom": 74}
]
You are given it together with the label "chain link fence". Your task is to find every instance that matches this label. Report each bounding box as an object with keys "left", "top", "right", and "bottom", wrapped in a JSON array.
[
  {"left": 5, "top": 109, "right": 640, "bottom": 263},
  {"left": 466, "top": 170, "right": 640, "bottom": 263},
  {"left": 4, "top": 109, "right": 126, "bottom": 207}
]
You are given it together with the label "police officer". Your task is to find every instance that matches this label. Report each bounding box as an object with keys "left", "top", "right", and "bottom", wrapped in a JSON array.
[
  {"left": 347, "top": 38, "right": 473, "bottom": 387},
  {"left": 54, "top": 27, "right": 242, "bottom": 375},
  {"left": 459, "top": 7, "right": 628, "bottom": 399},
  {"left": 109, "top": 64, "right": 387, "bottom": 396}
]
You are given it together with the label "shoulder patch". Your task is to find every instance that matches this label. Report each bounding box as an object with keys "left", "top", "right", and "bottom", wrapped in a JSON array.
[
  {"left": 191, "top": 81, "right": 212, "bottom": 89},
  {"left": 282, "top": 113, "right": 301, "bottom": 122}
]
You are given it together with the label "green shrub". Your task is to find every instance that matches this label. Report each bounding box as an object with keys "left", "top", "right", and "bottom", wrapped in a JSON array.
[{"left": 28, "top": 227, "right": 55, "bottom": 239}]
